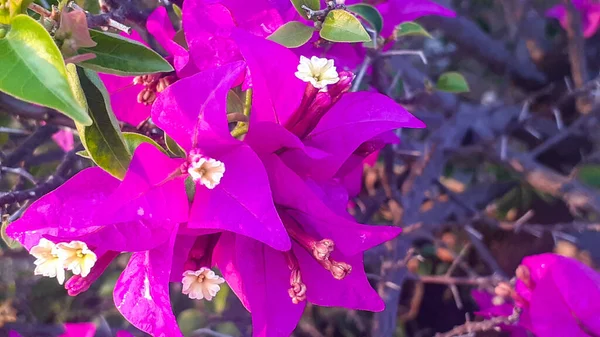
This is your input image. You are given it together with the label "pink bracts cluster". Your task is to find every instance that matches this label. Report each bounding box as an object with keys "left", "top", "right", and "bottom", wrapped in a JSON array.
[
  {"left": 6, "top": 0, "right": 460, "bottom": 336},
  {"left": 473, "top": 253, "right": 600, "bottom": 337}
]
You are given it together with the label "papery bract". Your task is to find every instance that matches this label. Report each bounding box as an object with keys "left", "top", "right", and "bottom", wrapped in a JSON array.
[{"left": 515, "top": 253, "right": 600, "bottom": 337}]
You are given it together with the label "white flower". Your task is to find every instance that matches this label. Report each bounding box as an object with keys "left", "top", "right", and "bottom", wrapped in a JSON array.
[
  {"left": 29, "top": 238, "right": 66, "bottom": 285},
  {"left": 181, "top": 267, "right": 225, "bottom": 301},
  {"left": 295, "top": 56, "right": 340, "bottom": 89},
  {"left": 187, "top": 156, "right": 225, "bottom": 189},
  {"left": 55, "top": 241, "right": 97, "bottom": 277}
]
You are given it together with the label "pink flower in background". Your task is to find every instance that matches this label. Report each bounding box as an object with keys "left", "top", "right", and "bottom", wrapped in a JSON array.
[
  {"left": 547, "top": 0, "right": 600, "bottom": 38},
  {"left": 52, "top": 129, "right": 74, "bottom": 152},
  {"left": 99, "top": 7, "right": 192, "bottom": 126},
  {"left": 471, "top": 289, "right": 528, "bottom": 337},
  {"left": 514, "top": 253, "right": 600, "bottom": 337}
]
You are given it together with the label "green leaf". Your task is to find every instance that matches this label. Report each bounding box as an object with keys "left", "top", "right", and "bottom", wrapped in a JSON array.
[
  {"left": 347, "top": 4, "right": 383, "bottom": 34},
  {"left": 184, "top": 176, "right": 195, "bottom": 203},
  {"left": 436, "top": 72, "right": 470, "bottom": 93},
  {"left": 78, "top": 132, "right": 167, "bottom": 158},
  {"left": 291, "top": 0, "right": 320, "bottom": 19},
  {"left": 395, "top": 21, "right": 432, "bottom": 39},
  {"left": 577, "top": 165, "right": 600, "bottom": 188},
  {"left": 122, "top": 132, "right": 166, "bottom": 155},
  {"left": 320, "top": 10, "right": 371, "bottom": 43},
  {"left": 165, "top": 133, "right": 186, "bottom": 157},
  {"left": 0, "top": 15, "right": 91, "bottom": 125},
  {"left": 267, "top": 21, "right": 314, "bottom": 48},
  {"left": 68, "top": 65, "right": 131, "bottom": 179},
  {"left": 78, "top": 29, "right": 174, "bottom": 76},
  {"left": 172, "top": 3, "right": 182, "bottom": 19}
]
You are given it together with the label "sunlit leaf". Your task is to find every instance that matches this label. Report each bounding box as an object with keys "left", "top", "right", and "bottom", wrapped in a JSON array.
[
  {"left": 122, "top": 132, "right": 166, "bottom": 155},
  {"left": 79, "top": 30, "right": 174, "bottom": 76},
  {"left": 436, "top": 72, "right": 470, "bottom": 93},
  {"left": 267, "top": 21, "right": 314, "bottom": 48},
  {"left": 291, "top": 0, "right": 320, "bottom": 19},
  {"left": 348, "top": 4, "right": 383, "bottom": 34},
  {"left": 68, "top": 65, "right": 131, "bottom": 179},
  {"left": 320, "top": 10, "right": 371, "bottom": 43},
  {"left": 0, "top": 15, "right": 91, "bottom": 125},
  {"left": 165, "top": 133, "right": 186, "bottom": 157},
  {"left": 395, "top": 21, "right": 432, "bottom": 39},
  {"left": 172, "top": 3, "right": 182, "bottom": 19}
]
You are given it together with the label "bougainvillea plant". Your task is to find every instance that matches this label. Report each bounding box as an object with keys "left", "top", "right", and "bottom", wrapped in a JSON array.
[{"left": 15, "top": 0, "right": 599, "bottom": 337}]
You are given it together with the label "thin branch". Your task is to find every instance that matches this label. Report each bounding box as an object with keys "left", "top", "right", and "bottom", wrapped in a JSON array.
[
  {"left": 1, "top": 167, "right": 37, "bottom": 185},
  {"left": 435, "top": 308, "right": 521, "bottom": 337}
]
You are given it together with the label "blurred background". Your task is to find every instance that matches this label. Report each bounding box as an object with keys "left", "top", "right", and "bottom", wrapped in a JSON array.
[{"left": 2, "top": 0, "right": 600, "bottom": 336}]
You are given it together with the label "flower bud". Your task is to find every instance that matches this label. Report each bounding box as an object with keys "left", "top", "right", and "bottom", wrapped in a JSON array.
[
  {"left": 328, "top": 260, "right": 352, "bottom": 280},
  {"left": 64, "top": 251, "right": 119, "bottom": 296},
  {"left": 328, "top": 71, "right": 354, "bottom": 104},
  {"left": 289, "top": 91, "right": 332, "bottom": 138}
]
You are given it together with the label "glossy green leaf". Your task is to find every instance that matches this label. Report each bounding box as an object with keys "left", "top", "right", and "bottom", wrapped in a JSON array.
[
  {"left": 291, "top": 0, "right": 320, "bottom": 19},
  {"left": 0, "top": 15, "right": 91, "bottom": 125},
  {"left": 165, "top": 133, "right": 186, "bottom": 157},
  {"left": 185, "top": 176, "right": 196, "bottom": 203},
  {"left": 347, "top": 4, "right": 383, "bottom": 34},
  {"left": 395, "top": 21, "right": 432, "bottom": 39},
  {"left": 577, "top": 165, "right": 600, "bottom": 188},
  {"left": 436, "top": 72, "right": 470, "bottom": 93},
  {"left": 78, "top": 29, "right": 174, "bottom": 76},
  {"left": 172, "top": 3, "right": 182, "bottom": 19},
  {"left": 122, "top": 132, "right": 166, "bottom": 155},
  {"left": 267, "top": 21, "right": 314, "bottom": 48},
  {"left": 78, "top": 132, "right": 167, "bottom": 158},
  {"left": 69, "top": 65, "right": 131, "bottom": 179},
  {"left": 320, "top": 10, "right": 371, "bottom": 43}
]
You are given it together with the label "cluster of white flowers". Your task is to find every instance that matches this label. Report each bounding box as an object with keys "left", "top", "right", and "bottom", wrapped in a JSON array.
[{"left": 29, "top": 238, "right": 97, "bottom": 285}]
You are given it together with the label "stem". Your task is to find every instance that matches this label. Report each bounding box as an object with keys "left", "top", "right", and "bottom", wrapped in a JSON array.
[
  {"left": 230, "top": 123, "right": 248, "bottom": 138},
  {"left": 243, "top": 88, "right": 253, "bottom": 117}
]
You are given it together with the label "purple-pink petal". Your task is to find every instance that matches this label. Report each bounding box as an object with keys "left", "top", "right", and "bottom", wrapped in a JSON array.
[
  {"left": 97, "top": 143, "right": 188, "bottom": 227},
  {"left": 7, "top": 167, "right": 118, "bottom": 250},
  {"left": 189, "top": 144, "right": 291, "bottom": 251},
  {"left": 293, "top": 243, "right": 384, "bottom": 311},
  {"left": 114, "top": 228, "right": 182, "bottom": 337},
  {"left": 304, "top": 91, "right": 425, "bottom": 179},
  {"left": 152, "top": 61, "right": 245, "bottom": 152},
  {"left": 60, "top": 323, "right": 96, "bottom": 337},
  {"left": 232, "top": 29, "right": 305, "bottom": 125},
  {"left": 236, "top": 236, "right": 306, "bottom": 337}
]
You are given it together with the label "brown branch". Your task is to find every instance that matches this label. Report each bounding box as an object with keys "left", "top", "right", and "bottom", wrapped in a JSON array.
[
  {"left": 563, "top": 0, "right": 591, "bottom": 113},
  {"left": 435, "top": 308, "right": 521, "bottom": 337}
]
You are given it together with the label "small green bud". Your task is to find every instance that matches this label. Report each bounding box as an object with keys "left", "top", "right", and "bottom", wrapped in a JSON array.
[{"left": 0, "top": 27, "right": 6, "bottom": 39}]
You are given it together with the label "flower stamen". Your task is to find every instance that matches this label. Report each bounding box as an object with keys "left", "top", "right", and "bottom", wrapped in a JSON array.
[{"left": 285, "top": 252, "right": 307, "bottom": 304}]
